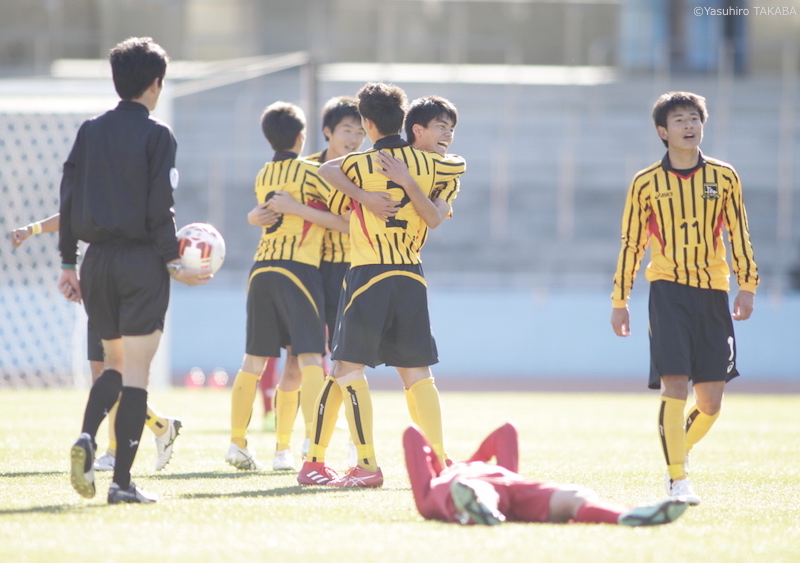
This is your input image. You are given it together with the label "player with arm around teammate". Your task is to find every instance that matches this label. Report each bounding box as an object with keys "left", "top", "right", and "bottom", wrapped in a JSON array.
[
  {"left": 61, "top": 37, "right": 210, "bottom": 504},
  {"left": 610, "top": 92, "right": 759, "bottom": 505},
  {"left": 296, "top": 83, "right": 465, "bottom": 488}
]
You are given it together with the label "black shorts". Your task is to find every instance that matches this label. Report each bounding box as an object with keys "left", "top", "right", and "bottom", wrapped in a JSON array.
[
  {"left": 319, "top": 260, "right": 348, "bottom": 349},
  {"left": 648, "top": 280, "right": 739, "bottom": 390},
  {"left": 245, "top": 260, "right": 326, "bottom": 357},
  {"left": 86, "top": 324, "right": 104, "bottom": 362},
  {"left": 331, "top": 263, "right": 438, "bottom": 368},
  {"left": 80, "top": 241, "right": 170, "bottom": 339}
]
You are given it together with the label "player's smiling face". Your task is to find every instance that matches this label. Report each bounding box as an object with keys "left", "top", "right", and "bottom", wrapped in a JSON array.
[
  {"left": 325, "top": 116, "right": 366, "bottom": 159},
  {"left": 413, "top": 115, "right": 455, "bottom": 155},
  {"left": 659, "top": 106, "right": 704, "bottom": 151}
]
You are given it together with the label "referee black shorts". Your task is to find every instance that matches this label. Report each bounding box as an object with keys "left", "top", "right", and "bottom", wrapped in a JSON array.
[
  {"left": 80, "top": 241, "right": 170, "bottom": 340},
  {"left": 245, "top": 260, "right": 326, "bottom": 358},
  {"left": 319, "top": 260, "right": 348, "bottom": 349},
  {"left": 648, "top": 280, "right": 739, "bottom": 390},
  {"left": 331, "top": 263, "right": 438, "bottom": 369}
]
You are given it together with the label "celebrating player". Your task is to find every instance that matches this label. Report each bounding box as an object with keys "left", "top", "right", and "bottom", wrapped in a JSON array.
[
  {"left": 226, "top": 102, "right": 347, "bottom": 472},
  {"left": 10, "top": 215, "right": 182, "bottom": 473},
  {"left": 296, "top": 83, "right": 465, "bottom": 488},
  {"left": 404, "top": 424, "right": 688, "bottom": 527},
  {"left": 610, "top": 92, "right": 759, "bottom": 505},
  {"left": 60, "top": 37, "right": 210, "bottom": 504}
]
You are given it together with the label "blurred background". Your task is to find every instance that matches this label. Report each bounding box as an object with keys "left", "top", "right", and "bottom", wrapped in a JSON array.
[{"left": 1, "top": 0, "right": 798, "bottom": 388}]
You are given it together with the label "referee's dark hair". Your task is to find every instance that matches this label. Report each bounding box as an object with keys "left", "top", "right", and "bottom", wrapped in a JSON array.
[
  {"left": 261, "top": 102, "right": 306, "bottom": 151},
  {"left": 652, "top": 92, "right": 709, "bottom": 147},
  {"left": 321, "top": 96, "right": 361, "bottom": 141},
  {"left": 356, "top": 82, "right": 407, "bottom": 136},
  {"left": 109, "top": 37, "right": 169, "bottom": 101},
  {"left": 405, "top": 96, "right": 458, "bottom": 144}
]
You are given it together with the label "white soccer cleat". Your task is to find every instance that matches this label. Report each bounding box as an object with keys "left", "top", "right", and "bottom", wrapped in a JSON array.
[
  {"left": 107, "top": 481, "right": 158, "bottom": 504},
  {"left": 70, "top": 433, "right": 96, "bottom": 499},
  {"left": 667, "top": 477, "right": 701, "bottom": 505},
  {"left": 273, "top": 449, "right": 296, "bottom": 471},
  {"left": 618, "top": 498, "right": 688, "bottom": 526},
  {"left": 225, "top": 443, "right": 264, "bottom": 470},
  {"left": 93, "top": 452, "right": 116, "bottom": 471},
  {"left": 154, "top": 418, "right": 182, "bottom": 471},
  {"left": 347, "top": 441, "right": 358, "bottom": 468}
]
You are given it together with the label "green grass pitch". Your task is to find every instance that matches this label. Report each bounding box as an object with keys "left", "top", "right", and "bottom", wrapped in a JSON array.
[{"left": 0, "top": 388, "right": 798, "bottom": 562}]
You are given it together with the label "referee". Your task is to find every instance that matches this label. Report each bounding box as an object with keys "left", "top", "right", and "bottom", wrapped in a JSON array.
[{"left": 59, "top": 37, "right": 210, "bottom": 504}]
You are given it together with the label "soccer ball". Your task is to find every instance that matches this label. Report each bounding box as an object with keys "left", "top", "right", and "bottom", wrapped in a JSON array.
[{"left": 177, "top": 223, "right": 226, "bottom": 274}]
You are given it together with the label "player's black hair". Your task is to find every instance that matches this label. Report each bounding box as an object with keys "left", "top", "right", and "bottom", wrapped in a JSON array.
[
  {"left": 652, "top": 92, "right": 708, "bottom": 147},
  {"left": 356, "top": 82, "right": 407, "bottom": 137},
  {"left": 405, "top": 96, "right": 458, "bottom": 144},
  {"left": 260, "top": 102, "right": 306, "bottom": 151},
  {"left": 109, "top": 37, "right": 169, "bottom": 101},
  {"left": 321, "top": 96, "right": 361, "bottom": 141}
]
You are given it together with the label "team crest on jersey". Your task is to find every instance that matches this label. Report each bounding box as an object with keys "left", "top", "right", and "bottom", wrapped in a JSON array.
[{"left": 702, "top": 183, "right": 719, "bottom": 199}]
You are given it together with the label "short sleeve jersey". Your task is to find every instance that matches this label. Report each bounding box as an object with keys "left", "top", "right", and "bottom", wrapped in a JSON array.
[
  {"left": 253, "top": 151, "right": 330, "bottom": 267},
  {"left": 414, "top": 153, "right": 466, "bottom": 252},
  {"left": 611, "top": 152, "right": 759, "bottom": 306},
  {"left": 306, "top": 149, "right": 350, "bottom": 263},
  {"left": 327, "top": 135, "right": 449, "bottom": 266}
]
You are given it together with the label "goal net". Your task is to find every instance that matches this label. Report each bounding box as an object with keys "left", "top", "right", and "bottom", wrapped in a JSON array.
[{"left": 0, "top": 110, "right": 92, "bottom": 387}]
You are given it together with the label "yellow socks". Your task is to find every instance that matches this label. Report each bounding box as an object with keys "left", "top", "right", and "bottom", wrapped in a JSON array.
[
  {"left": 404, "top": 388, "right": 422, "bottom": 426},
  {"left": 341, "top": 378, "right": 377, "bottom": 471},
  {"left": 299, "top": 364, "right": 325, "bottom": 440},
  {"left": 685, "top": 404, "right": 720, "bottom": 454},
  {"left": 409, "top": 378, "right": 445, "bottom": 464},
  {"left": 106, "top": 400, "right": 119, "bottom": 450},
  {"left": 230, "top": 370, "right": 260, "bottom": 449},
  {"left": 659, "top": 396, "right": 688, "bottom": 481},
  {"left": 274, "top": 387, "right": 300, "bottom": 451},
  {"left": 308, "top": 376, "right": 343, "bottom": 462},
  {"left": 145, "top": 405, "right": 168, "bottom": 437}
]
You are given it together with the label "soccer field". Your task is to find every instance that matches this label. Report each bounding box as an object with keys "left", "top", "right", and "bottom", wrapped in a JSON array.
[{"left": 0, "top": 388, "right": 797, "bottom": 562}]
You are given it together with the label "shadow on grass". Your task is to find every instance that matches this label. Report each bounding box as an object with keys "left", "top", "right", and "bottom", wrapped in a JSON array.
[
  {"left": 0, "top": 471, "right": 63, "bottom": 478},
  {"left": 178, "top": 485, "right": 345, "bottom": 500},
  {"left": 151, "top": 470, "right": 304, "bottom": 481},
  {"left": 0, "top": 503, "right": 107, "bottom": 516}
]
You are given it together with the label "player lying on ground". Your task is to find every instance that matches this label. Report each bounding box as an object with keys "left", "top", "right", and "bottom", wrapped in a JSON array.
[{"left": 403, "top": 423, "right": 688, "bottom": 527}]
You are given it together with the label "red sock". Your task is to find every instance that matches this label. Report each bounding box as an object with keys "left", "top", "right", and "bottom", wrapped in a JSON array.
[{"left": 574, "top": 501, "right": 625, "bottom": 524}]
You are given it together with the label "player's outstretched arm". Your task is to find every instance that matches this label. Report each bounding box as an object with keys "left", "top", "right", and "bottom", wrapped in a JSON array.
[
  {"left": 247, "top": 202, "right": 280, "bottom": 227},
  {"left": 732, "top": 289, "right": 754, "bottom": 320},
  {"left": 610, "top": 307, "right": 631, "bottom": 337},
  {"left": 9, "top": 213, "right": 61, "bottom": 248},
  {"left": 168, "top": 259, "right": 212, "bottom": 287},
  {"left": 267, "top": 191, "right": 348, "bottom": 233},
  {"left": 319, "top": 157, "right": 398, "bottom": 221}
]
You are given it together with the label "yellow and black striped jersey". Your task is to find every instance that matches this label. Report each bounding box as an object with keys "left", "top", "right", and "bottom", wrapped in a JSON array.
[
  {"left": 413, "top": 153, "right": 465, "bottom": 252},
  {"left": 253, "top": 151, "right": 330, "bottom": 267},
  {"left": 327, "top": 136, "right": 464, "bottom": 266},
  {"left": 612, "top": 152, "right": 759, "bottom": 306},
  {"left": 306, "top": 149, "right": 350, "bottom": 263}
]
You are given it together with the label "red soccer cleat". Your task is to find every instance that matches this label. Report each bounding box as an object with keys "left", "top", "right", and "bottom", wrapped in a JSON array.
[
  {"left": 297, "top": 461, "right": 340, "bottom": 486},
  {"left": 327, "top": 465, "right": 384, "bottom": 488}
]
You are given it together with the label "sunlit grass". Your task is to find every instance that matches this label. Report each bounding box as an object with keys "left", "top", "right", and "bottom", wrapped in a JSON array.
[{"left": 0, "top": 388, "right": 797, "bottom": 562}]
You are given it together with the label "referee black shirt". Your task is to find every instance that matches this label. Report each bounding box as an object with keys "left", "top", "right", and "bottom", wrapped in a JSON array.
[{"left": 59, "top": 100, "right": 180, "bottom": 266}]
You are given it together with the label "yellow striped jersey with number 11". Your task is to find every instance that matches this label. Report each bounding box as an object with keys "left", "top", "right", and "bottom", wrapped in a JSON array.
[
  {"left": 612, "top": 152, "right": 758, "bottom": 307},
  {"left": 253, "top": 151, "right": 331, "bottom": 267},
  {"left": 328, "top": 136, "right": 465, "bottom": 266}
]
